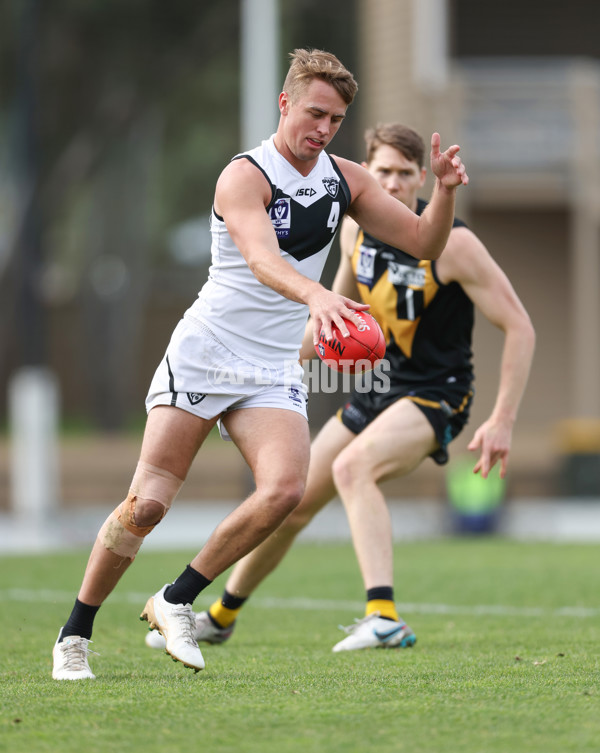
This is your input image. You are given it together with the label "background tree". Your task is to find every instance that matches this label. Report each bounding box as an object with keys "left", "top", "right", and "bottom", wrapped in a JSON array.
[{"left": 0, "top": 0, "right": 357, "bottom": 430}]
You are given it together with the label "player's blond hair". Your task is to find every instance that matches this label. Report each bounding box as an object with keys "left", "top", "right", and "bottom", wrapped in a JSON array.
[
  {"left": 364, "top": 123, "right": 426, "bottom": 168},
  {"left": 283, "top": 48, "right": 358, "bottom": 105}
]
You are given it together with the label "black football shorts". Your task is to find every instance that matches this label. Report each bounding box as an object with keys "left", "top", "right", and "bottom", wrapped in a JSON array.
[{"left": 338, "top": 378, "right": 474, "bottom": 465}]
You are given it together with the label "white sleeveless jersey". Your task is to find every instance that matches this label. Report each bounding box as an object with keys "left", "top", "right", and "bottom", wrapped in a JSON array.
[{"left": 185, "top": 135, "right": 351, "bottom": 364}]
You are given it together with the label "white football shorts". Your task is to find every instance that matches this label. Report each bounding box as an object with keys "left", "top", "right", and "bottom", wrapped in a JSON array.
[{"left": 145, "top": 316, "right": 308, "bottom": 440}]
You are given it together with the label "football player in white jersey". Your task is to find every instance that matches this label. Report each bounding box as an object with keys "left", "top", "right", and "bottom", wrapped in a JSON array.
[
  {"left": 143, "top": 123, "right": 533, "bottom": 655},
  {"left": 52, "top": 49, "right": 469, "bottom": 680}
]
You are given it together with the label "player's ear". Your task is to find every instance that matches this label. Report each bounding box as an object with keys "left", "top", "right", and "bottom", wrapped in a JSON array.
[
  {"left": 361, "top": 161, "right": 369, "bottom": 169},
  {"left": 419, "top": 166, "right": 427, "bottom": 186},
  {"left": 279, "top": 91, "right": 290, "bottom": 115}
]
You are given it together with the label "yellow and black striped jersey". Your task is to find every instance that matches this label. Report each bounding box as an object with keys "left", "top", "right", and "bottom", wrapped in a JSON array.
[{"left": 351, "top": 199, "right": 474, "bottom": 385}]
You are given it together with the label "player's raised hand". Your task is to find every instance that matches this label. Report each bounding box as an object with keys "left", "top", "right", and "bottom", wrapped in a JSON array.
[{"left": 430, "top": 132, "right": 469, "bottom": 189}]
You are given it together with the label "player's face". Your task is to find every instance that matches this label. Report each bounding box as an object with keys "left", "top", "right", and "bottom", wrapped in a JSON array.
[
  {"left": 366, "top": 144, "right": 426, "bottom": 211},
  {"left": 277, "top": 79, "right": 347, "bottom": 171}
]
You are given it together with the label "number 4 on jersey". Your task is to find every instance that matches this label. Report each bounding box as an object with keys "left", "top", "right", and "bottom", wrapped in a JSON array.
[{"left": 327, "top": 201, "right": 340, "bottom": 233}]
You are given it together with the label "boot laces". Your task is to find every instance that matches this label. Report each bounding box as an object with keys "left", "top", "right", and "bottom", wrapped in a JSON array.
[
  {"left": 169, "top": 604, "right": 197, "bottom": 645},
  {"left": 61, "top": 637, "right": 99, "bottom": 671},
  {"left": 338, "top": 612, "right": 381, "bottom": 635}
]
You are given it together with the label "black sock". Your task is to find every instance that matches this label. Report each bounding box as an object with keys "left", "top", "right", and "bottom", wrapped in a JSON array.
[
  {"left": 164, "top": 564, "right": 212, "bottom": 605},
  {"left": 366, "top": 586, "right": 397, "bottom": 621},
  {"left": 207, "top": 590, "right": 247, "bottom": 628},
  {"left": 221, "top": 590, "right": 248, "bottom": 610},
  {"left": 366, "top": 586, "right": 394, "bottom": 602},
  {"left": 60, "top": 599, "right": 100, "bottom": 641}
]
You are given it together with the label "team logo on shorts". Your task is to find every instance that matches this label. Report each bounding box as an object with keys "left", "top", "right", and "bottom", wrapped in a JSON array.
[
  {"left": 270, "top": 198, "right": 291, "bottom": 238},
  {"left": 322, "top": 177, "right": 339, "bottom": 198},
  {"left": 343, "top": 402, "right": 367, "bottom": 430},
  {"left": 288, "top": 386, "right": 305, "bottom": 406},
  {"left": 187, "top": 392, "right": 206, "bottom": 405}
]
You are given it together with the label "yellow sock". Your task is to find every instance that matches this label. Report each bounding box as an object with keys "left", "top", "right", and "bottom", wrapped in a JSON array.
[
  {"left": 208, "top": 600, "right": 241, "bottom": 628},
  {"left": 366, "top": 599, "right": 399, "bottom": 622}
]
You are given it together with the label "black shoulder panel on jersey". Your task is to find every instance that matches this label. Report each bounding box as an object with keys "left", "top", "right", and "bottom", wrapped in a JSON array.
[
  {"left": 329, "top": 156, "right": 352, "bottom": 206},
  {"left": 232, "top": 154, "right": 276, "bottom": 208}
]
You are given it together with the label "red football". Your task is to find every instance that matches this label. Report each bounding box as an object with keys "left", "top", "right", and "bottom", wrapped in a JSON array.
[{"left": 315, "top": 311, "right": 386, "bottom": 373}]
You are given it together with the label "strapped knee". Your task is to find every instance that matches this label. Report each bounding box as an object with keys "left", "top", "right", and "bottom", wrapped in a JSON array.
[{"left": 98, "top": 461, "right": 184, "bottom": 559}]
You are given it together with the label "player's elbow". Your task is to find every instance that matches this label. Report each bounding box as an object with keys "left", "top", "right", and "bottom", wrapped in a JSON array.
[
  {"left": 410, "top": 240, "right": 444, "bottom": 261},
  {"left": 246, "top": 254, "right": 268, "bottom": 283},
  {"left": 520, "top": 315, "right": 536, "bottom": 352},
  {"left": 419, "top": 245, "right": 444, "bottom": 261},
  {"left": 506, "top": 313, "right": 536, "bottom": 361},
  {"left": 413, "top": 215, "right": 450, "bottom": 260}
]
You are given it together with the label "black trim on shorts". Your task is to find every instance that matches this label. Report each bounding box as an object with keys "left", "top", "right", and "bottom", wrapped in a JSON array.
[{"left": 166, "top": 355, "right": 177, "bottom": 406}]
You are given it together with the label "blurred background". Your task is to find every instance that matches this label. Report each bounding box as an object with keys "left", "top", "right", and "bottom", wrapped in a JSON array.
[{"left": 1, "top": 0, "right": 599, "bottom": 548}]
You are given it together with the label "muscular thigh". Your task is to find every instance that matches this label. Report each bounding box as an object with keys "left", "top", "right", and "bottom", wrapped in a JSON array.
[
  {"left": 347, "top": 398, "right": 438, "bottom": 482},
  {"left": 222, "top": 407, "right": 311, "bottom": 487},
  {"left": 140, "top": 405, "right": 219, "bottom": 480}
]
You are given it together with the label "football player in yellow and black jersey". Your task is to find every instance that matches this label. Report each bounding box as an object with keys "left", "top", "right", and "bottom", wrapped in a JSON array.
[{"left": 145, "top": 123, "right": 534, "bottom": 656}]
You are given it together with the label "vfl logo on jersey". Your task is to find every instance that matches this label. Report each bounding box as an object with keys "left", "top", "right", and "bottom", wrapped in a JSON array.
[
  {"left": 187, "top": 392, "right": 206, "bottom": 405},
  {"left": 270, "top": 197, "right": 291, "bottom": 238},
  {"left": 322, "top": 177, "right": 339, "bottom": 198},
  {"left": 356, "top": 244, "right": 376, "bottom": 285}
]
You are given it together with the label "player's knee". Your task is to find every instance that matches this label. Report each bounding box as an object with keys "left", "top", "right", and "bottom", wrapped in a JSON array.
[
  {"left": 127, "top": 496, "right": 166, "bottom": 528},
  {"left": 97, "top": 494, "right": 166, "bottom": 560},
  {"left": 98, "top": 461, "right": 184, "bottom": 560},
  {"left": 332, "top": 445, "right": 367, "bottom": 493},
  {"left": 276, "top": 478, "right": 306, "bottom": 515},
  {"left": 261, "top": 477, "right": 306, "bottom": 518}
]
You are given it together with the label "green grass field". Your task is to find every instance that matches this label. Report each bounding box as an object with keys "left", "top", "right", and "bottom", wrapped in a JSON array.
[{"left": 1, "top": 539, "right": 598, "bottom": 753}]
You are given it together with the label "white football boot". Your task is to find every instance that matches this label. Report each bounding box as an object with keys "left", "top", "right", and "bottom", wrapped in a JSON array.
[
  {"left": 145, "top": 610, "right": 235, "bottom": 650},
  {"left": 140, "top": 585, "right": 205, "bottom": 672},
  {"left": 332, "top": 613, "right": 416, "bottom": 652},
  {"left": 52, "top": 629, "right": 97, "bottom": 680}
]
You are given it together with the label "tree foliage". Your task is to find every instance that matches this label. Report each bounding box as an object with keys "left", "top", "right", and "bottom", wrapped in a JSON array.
[{"left": 0, "top": 0, "right": 357, "bottom": 428}]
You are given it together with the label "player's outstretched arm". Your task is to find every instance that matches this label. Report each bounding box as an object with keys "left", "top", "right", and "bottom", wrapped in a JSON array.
[
  {"left": 412, "top": 132, "right": 469, "bottom": 258},
  {"left": 438, "top": 227, "right": 535, "bottom": 478},
  {"left": 338, "top": 135, "right": 469, "bottom": 262}
]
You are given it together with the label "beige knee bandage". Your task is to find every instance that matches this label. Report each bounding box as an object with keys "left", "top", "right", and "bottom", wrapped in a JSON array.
[{"left": 98, "top": 461, "right": 184, "bottom": 559}]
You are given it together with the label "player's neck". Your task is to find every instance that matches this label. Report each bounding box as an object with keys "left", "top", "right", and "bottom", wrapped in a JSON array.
[{"left": 273, "top": 134, "right": 319, "bottom": 177}]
